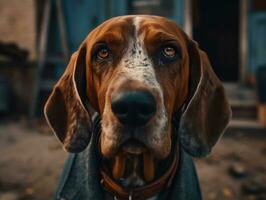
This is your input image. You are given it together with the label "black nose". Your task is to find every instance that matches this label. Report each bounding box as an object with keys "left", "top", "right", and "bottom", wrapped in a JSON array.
[{"left": 111, "top": 91, "right": 156, "bottom": 126}]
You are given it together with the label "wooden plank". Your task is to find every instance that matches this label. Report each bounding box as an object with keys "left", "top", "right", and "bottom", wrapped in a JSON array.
[
  {"left": 249, "top": 13, "right": 266, "bottom": 73},
  {"left": 55, "top": 0, "right": 69, "bottom": 62},
  {"left": 29, "top": 0, "right": 51, "bottom": 118},
  {"left": 252, "top": 0, "right": 266, "bottom": 11},
  {"left": 257, "top": 104, "right": 266, "bottom": 127},
  {"left": 173, "top": 0, "right": 185, "bottom": 27},
  {"left": 227, "top": 119, "right": 266, "bottom": 134}
]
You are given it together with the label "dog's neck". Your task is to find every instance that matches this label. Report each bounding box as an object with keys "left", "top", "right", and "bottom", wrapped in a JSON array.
[
  {"left": 96, "top": 114, "right": 181, "bottom": 198},
  {"left": 100, "top": 147, "right": 179, "bottom": 200},
  {"left": 99, "top": 137, "right": 180, "bottom": 190}
]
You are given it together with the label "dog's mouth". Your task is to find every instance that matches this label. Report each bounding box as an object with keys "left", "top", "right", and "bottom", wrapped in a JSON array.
[
  {"left": 111, "top": 139, "right": 155, "bottom": 187},
  {"left": 122, "top": 139, "right": 146, "bottom": 155}
]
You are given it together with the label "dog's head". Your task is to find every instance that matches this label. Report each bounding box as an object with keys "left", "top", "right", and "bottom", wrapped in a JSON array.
[{"left": 44, "top": 15, "right": 231, "bottom": 186}]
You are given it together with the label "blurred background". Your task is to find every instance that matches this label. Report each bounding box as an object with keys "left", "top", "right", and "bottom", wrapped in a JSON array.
[{"left": 0, "top": 0, "right": 266, "bottom": 199}]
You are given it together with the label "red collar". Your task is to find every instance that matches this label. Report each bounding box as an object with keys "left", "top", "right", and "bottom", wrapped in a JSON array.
[{"left": 100, "top": 152, "right": 179, "bottom": 200}]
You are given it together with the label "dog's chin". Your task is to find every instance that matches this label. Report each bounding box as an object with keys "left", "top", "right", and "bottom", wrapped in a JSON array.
[
  {"left": 110, "top": 139, "right": 155, "bottom": 188},
  {"left": 100, "top": 122, "right": 172, "bottom": 187},
  {"left": 122, "top": 139, "right": 146, "bottom": 155}
]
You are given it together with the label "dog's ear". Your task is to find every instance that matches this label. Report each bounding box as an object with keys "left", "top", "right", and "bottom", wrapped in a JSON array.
[
  {"left": 44, "top": 44, "right": 93, "bottom": 153},
  {"left": 178, "top": 40, "right": 232, "bottom": 157}
]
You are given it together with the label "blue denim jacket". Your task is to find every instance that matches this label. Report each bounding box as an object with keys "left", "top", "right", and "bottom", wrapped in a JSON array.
[{"left": 53, "top": 119, "right": 202, "bottom": 200}]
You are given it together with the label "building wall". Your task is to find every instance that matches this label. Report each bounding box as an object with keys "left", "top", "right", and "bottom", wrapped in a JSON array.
[
  {"left": 0, "top": 0, "right": 36, "bottom": 59},
  {"left": 248, "top": 0, "right": 266, "bottom": 73},
  {"left": 0, "top": 0, "right": 36, "bottom": 114}
]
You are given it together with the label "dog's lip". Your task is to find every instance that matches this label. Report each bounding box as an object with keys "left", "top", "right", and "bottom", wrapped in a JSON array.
[{"left": 122, "top": 139, "right": 147, "bottom": 155}]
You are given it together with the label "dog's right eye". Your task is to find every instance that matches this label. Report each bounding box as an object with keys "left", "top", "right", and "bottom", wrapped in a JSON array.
[
  {"left": 97, "top": 47, "right": 110, "bottom": 60},
  {"left": 92, "top": 43, "right": 112, "bottom": 62}
]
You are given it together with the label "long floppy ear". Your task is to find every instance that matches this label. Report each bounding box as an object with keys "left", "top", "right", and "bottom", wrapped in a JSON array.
[
  {"left": 44, "top": 44, "right": 92, "bottom": 153},
  {"left": 178, "top": 40, "right": 232, "bottom": 157}
]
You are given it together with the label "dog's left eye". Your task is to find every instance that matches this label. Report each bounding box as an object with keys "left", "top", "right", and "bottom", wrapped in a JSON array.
[
  {"left": 159, "top": 45, "right": 180, "bottom": 64},
  {"left": 163, "top": 46, "right": 176, "bottom": 58}
]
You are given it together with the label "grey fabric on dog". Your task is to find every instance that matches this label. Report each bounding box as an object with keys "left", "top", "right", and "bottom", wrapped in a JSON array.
[{"left": 53, "top": 117, "right": 202, "bottom": 200}]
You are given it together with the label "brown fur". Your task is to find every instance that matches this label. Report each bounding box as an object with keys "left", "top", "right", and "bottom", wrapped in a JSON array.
[{"left": 44, "top": 15, "right": 231, "bottom": 171}]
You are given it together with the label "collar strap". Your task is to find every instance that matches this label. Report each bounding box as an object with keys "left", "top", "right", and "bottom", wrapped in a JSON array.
[{"left": 100, "top": 152, "right": 179, "bottom": 200}]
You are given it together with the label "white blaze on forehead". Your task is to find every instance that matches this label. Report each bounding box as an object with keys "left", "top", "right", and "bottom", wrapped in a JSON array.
[
  {"left": 120, "top": 16, "right": 159, "bottom": 88},
  {"left": 101, "top": 16, "right": 168, "bottom": 153},
  {"left": 119, "top": 16, "right": 167, "bottom": 136}
]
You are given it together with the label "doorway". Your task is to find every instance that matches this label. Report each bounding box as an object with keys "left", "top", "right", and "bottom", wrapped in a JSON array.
[{"left": 192, "top": 0, "right": 239, "bottom": 82}]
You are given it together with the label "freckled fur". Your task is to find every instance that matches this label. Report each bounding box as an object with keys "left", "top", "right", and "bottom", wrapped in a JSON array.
[{"left": 101, "top": 16, "right": 169, "bottom": 158}]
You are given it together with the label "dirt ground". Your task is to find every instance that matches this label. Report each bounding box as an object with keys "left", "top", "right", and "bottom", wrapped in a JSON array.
[{"left": 0, "top": 119, "right": 265, "bottom": 200}]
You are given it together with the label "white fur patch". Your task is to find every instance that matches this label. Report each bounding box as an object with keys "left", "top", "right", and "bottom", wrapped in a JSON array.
[{"left": 120, "top": 16, "right": 167, "bottom": 138}]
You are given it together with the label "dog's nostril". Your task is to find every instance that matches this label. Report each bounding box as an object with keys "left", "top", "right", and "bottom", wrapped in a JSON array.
[
  {"left": 113, "top": 103, "right": 128, "bottom": 116},
  {"left": 140, "top": 105, "right": 154, "bottom": 115},
  {"left": 111, "top": 91, "right": 156, "bottom": 126}
]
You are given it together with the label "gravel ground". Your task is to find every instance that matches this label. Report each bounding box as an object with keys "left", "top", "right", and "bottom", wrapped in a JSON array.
[
  {"left": 195, "top": 133, "right": 266, "bottom": 200},
  {"left": 0, "top": 120, "right": 265, "bottom": 200}
]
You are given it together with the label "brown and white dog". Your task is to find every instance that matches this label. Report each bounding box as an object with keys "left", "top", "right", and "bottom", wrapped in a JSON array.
[{"left": 44, "top": 15, "right": 231, "bottom": 199}]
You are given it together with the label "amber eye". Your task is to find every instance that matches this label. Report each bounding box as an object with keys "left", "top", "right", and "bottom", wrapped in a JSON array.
[
  {"left": 97, "top": 48, "right": 110, "bottom": 59},
  {"left": 162, "top": 46, "right": 176, "bottom": 58}
]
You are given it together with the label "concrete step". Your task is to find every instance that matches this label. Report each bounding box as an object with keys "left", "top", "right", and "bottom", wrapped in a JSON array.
[
  {"left": 231, "top": 104, "right": 257, "bottom": 120},
  {"left": 224, "top": 83, "right": 258, "bottom": 120},
  {"left": 224, "top": 83, "right": 257, "bottom": 106},
  {"left": 223, "top": 83, "right": 266, "bottom": 133},
  {"left": 227, "top": 119, "right": 266, "bottom": 134}
]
